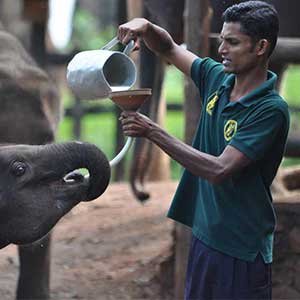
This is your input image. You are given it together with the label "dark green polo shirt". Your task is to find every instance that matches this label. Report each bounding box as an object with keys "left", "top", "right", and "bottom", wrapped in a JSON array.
[{"left": 167, "top": 58, "right": 290, "bottom": 263}]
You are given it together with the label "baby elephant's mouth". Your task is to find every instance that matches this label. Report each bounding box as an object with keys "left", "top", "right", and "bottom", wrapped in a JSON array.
[
  {"left": 60, "top": 170, "right": 92, "bottom": 202},
  {"left": 63, "top": 171, "right": 85, "bottom": 183},
  {"left": 49, "top": 170, "right": 87, "bottom": 197}
]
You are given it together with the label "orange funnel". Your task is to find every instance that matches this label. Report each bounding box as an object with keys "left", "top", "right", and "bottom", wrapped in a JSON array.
[{"left": 108, "top": 88, "right": 152, "bottom": 111}]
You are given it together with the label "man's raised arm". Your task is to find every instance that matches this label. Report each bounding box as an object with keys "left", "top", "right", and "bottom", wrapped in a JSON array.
[{"left": 118, "top": 18, "right": 198, "bottom": 76}]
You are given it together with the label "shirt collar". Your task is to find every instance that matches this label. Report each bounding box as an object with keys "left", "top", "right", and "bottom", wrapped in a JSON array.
[{"left": 219, "top": 71, "right": 277, "bottom": 107}]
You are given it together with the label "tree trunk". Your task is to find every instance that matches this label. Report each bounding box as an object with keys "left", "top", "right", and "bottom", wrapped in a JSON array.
[
  {"left": 127, "top": 0, "right": 170, "bottom": 183},
  {"left": 126, "top": 0, "right": 143, "bottom": 20},
  {"left": 148, "top": 91, "right": 170, "bottom": 181},
  {"left": 174, "top": 1, "right": 211, "bottom": 299},
  {"left": 285, "top": 134, "right": 300, "bottom": 158}
]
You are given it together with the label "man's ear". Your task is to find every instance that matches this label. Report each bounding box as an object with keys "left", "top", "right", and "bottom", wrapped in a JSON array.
[{"left": 256, "top": 39, "right": 269, "bottom": 56}]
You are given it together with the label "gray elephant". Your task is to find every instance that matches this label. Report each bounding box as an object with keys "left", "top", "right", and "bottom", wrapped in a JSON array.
[{"left": 0, "top": 23, "right": 110, "bottom": 299}]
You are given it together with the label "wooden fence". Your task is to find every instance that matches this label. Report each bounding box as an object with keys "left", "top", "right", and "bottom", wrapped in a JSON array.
[{"left": 64, "top": 99, "right": 300, "bottom": 139}]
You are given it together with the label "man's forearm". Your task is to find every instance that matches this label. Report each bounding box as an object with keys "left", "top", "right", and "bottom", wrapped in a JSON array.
[
  {"left": 119, "top": 111, "right": 250, "bottom": 182},
  {"left": 148, "top": 126, "right": 226, "bottom": 183},
  {"left": 143, "top": 22, "right": 175, "bottom": 56}
]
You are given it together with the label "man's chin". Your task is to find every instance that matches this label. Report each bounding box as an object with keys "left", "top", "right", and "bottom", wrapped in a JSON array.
[{"left": 223, "top": 66, "right": 232, "bottom": 74}]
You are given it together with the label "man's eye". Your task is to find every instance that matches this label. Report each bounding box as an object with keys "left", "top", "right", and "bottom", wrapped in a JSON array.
[
  {"left": 228, "top": 39, "right": 239, "bottom": 45},
  {"left": 11, "top": 162, "right": 27, "bottom": 176}
]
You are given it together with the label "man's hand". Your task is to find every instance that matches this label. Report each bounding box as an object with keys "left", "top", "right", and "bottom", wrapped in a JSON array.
[
  {"left": 118, "top": 18, "right": 175, "bottom": 56},
  {"left": 118, "top": 18, "right": 150, "bottom": 51},
  {"left": 119, "top": 111, "right": 157, "bottom": 138}
]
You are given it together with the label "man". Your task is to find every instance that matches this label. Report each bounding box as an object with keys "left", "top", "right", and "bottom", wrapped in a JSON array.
[{"left": 118, "top": 1, "right": 289, "bottom": 299}]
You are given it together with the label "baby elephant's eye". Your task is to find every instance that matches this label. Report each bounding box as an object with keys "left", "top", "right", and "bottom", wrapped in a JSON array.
[{"left": 11, "top": 162, "right": 27, "bottom": 177}]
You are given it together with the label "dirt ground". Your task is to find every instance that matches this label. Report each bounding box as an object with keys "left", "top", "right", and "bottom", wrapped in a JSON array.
[{"left": 0, "top": 181, "right": 178, "bottom": 300}]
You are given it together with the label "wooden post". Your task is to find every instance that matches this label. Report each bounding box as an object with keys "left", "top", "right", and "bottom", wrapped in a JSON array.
[
  {"left": 174, "top": 0, "right": 211, "bottom": 298},
  {"left": 72, "top": 97, "right": 83, "bottom": 139},
  {"left": 30, "top": 22, "right": 46, "bottom": 67},
  {"left": 126, "top": 0, "right": 143, "bottom": 20},
  {"left": 285, "top": 134, "right": 300, "bottom": 158},
  {"left": 22, "top": 0, "right": 48, "bottom": 22},
  {"left": 114, "top": 0, "right": 128, "bottom": 181},
  {"left": 147, "top": 90, "right": 171, "bottom": 181}
]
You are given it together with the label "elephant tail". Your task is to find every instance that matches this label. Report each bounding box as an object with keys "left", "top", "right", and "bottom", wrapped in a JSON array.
[
  {"left": 129, "top": 138, "right": 152, "bottom": 202},
  {"left": 131, "top": 181, "right": 150, "bottom": 202}
]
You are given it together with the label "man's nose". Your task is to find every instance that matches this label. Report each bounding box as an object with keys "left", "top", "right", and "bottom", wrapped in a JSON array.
[{"left": 218, "top": 41, "right": 227, "bottom": 55}]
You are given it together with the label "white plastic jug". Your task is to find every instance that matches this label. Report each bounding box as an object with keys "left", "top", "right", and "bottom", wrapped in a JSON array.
[{"left": 67, "top": 38, "right": 136, "bottom": 100}]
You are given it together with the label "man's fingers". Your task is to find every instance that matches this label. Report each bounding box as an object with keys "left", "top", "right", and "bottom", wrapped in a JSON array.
[
  {"left": 120, "top": 116, "right": 135, "bottom": 125},
  {"left": 117, "top": 27, "right": 126, "bottom": 43},
  {"left": 123, "top": 124, "right": 134, "bottom": 131},
  {"left": 118, "top": 27, "right": 137, "bottom": 45},
  {"left": 123, "top": 126, "right": 138, "bottom": 137},
  {"left": 123, "top": 32, "right": 133, "bottom": 45},
  {"left": 120, "top": 111, "right": 135, "bottom": 117},
  {"left": 119, "top": 111, "right": 139, "bottom": 122}
]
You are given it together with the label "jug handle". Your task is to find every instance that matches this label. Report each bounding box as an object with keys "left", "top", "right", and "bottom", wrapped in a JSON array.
[
  {"left": 101, "top": 37, "right": 135, "bottom": 56},
  {"left": 101, "top": 37, "right": 119, "bottom": 50},
  {"left": 123, "top": 40, "right": 135, "bottom": 56}
]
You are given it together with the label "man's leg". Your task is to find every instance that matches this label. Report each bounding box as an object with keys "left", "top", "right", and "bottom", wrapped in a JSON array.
[
  {"left": 184, "top": 235, "right": 215, "bottom": 300},
  {"left": 184, "top": 235, "right": 272, "bottom": 300}
]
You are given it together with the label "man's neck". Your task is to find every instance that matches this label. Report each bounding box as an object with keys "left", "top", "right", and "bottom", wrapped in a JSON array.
[{"left": 230, "top": 65, "right": 268, "bottom": 102}]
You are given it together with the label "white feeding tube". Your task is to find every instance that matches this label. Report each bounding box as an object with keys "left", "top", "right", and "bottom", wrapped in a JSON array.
[
  {"left": 109, "top": 136, "right": 134, "bottom": 167},
  {"left": 83, "top": 136, "right": 133, "bottom": 181}
]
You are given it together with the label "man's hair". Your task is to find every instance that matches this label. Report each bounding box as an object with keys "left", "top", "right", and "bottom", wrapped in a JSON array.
[{"left": 222, "top": 1, "right": 279, "bottom": 57}]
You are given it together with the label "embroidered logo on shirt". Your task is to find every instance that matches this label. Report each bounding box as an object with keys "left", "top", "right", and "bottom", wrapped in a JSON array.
[
  {"left": 224, "top": 120, "right": 237, "bottom": 141},
  {"left": 206, "top": 92, "right": 219, "bottom": 115}
]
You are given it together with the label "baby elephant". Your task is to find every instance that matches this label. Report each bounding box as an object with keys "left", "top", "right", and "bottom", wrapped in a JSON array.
[
  {"left": 0, "top": 22, "right": 110, "bottom": 299},
  {"left": 0, "top": 141, "right": 110, "bottom": 249}
]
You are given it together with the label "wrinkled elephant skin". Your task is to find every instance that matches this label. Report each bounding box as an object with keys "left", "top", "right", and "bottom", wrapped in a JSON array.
[{"left": 0, "top": 141, "right": 110, "bottom": 249}]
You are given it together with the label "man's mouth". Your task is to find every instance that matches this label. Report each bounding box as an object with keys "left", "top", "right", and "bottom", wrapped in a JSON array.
[{"left": 222, "top": 58, "right": 231, "bottom": 66}]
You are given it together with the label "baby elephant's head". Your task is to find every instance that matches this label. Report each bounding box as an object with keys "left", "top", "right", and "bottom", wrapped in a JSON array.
[{"left": 0, "top": 141, "right": 110, "bottom": 248}]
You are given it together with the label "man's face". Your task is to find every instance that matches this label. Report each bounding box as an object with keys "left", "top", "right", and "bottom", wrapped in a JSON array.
[{"left": 218, "top": 22, "right": 259, "bottom": 74}]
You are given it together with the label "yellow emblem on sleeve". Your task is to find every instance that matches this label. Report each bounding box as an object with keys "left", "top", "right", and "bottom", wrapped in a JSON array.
[
  {"left": 206, "top": 93, "right": 219, "bottom": 115},
  {"left": 224, "top": 120, "right": 238, "bottom": 141}
]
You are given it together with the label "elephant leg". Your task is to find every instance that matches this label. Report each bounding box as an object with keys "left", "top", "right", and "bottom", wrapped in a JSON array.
[
  {"left": 130, "top": 38, "right": 165, "bottom": 201},
  {"left": 16, "top": 234, "right": 51, "bottom": 300}
]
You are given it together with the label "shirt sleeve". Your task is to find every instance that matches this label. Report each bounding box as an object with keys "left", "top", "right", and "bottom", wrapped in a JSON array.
[
  {"left": 190, "top": 58, "right": 226, "bottom": 102},
  {"left": 229, "top": 107, "right": 289, "bottom": 162}
]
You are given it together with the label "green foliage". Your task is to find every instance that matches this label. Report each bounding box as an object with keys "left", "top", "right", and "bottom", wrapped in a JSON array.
[
  {"left": 164, "top": 66, "right": 185, "bottom": 104},
  {"left": 70, "top": 9, "right": 115, "bottom": 50},
  {"left": 282, "top": 157, "right": 300, "bottom": 168},
  {"left": 281, "top": 65, "right": 300, "bottom": 107}
]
